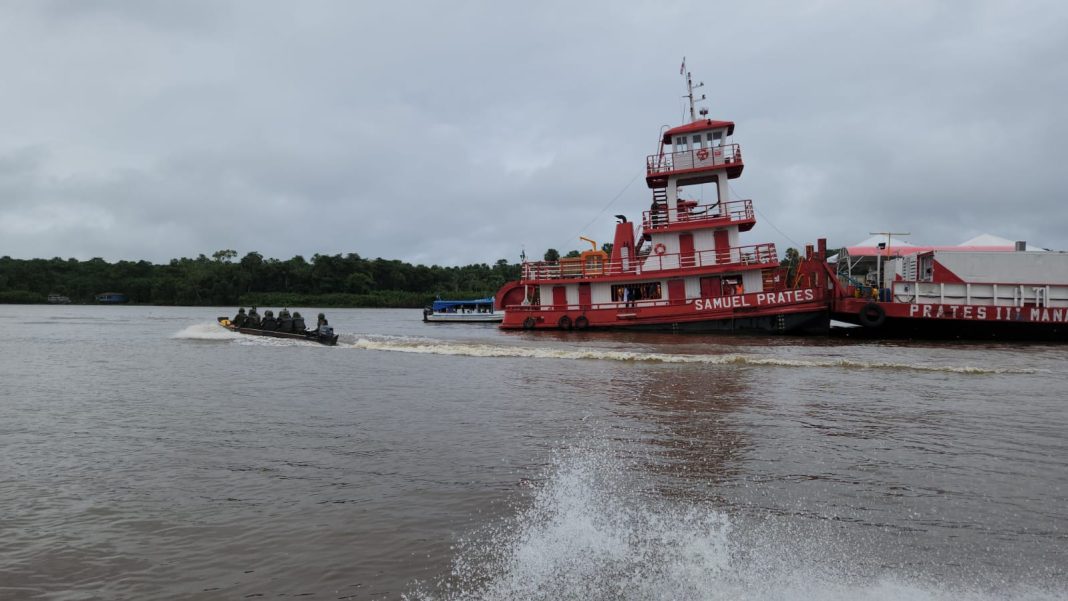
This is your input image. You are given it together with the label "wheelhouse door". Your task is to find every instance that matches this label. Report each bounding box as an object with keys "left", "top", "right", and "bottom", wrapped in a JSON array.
[
  {"left": 700, "top": 276, "right": 722, "bottom": 298},
  {"left": 552, "top": 285, "right": 568, "bottom": 309},
  {"left": 667, "top": 278, "right": 686, "bottom": 302},
  {"left": 679, "top": 233, "right": 695, "bottom": 268},
  {"left": 578, "top": 283, "right": 591, "bottom": 309},
  {"left": 714, "top": 230, "right": 731, "bottom": 264}
]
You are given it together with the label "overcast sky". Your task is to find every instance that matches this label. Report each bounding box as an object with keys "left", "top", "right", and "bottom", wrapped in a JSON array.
[{"left": 2, "top": 0, "right": 1067, "bottom": 266}]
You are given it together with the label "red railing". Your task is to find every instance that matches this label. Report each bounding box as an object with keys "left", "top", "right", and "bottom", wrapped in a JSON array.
[
  {"left": 506, "top": 299, "right": 679, "bottom": 313},
  {"left": 646, "top": 143, "right": 742, "bottom": 175},
  {"left": 521, "top": 242, "right": 777, "bottom": 281},
  {"left": 642, "top": 199, "right": 754, "bottom": 230}
]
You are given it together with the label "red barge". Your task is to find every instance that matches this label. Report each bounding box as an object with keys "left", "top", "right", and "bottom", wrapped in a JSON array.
[
  {"left": 496, "top": 71, "right": 832, "bottom": 334},
  {"left": 832, "top": 247, "right": 1068, "bottom": 341}
]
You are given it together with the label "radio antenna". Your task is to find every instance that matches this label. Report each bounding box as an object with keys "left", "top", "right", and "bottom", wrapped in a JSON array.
[{"left": 682, "top": 63, "right": 706, "bottom": 122}]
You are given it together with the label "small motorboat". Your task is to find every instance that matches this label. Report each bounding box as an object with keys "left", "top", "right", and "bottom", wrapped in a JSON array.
[
  {"left": 422, "top": 297, "right": 503, "bottom": 323},
  {"left": 217, "top": 317, "right": 339, "bottom": 346}
]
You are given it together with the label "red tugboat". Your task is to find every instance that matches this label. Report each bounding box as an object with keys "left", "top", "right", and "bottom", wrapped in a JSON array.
[
  {"left": 832, "top": 244, "right": 1068, "bottom": 340},
  {"left": 496, "top": 71, "right": 832, "bottom": 334}
]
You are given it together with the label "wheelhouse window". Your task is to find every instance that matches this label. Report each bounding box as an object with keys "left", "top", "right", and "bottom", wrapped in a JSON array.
[
  {"left": 611, "top": 282, "right": 663, "bottom": 303},
  {"left": 708, "top": 131, "right": 723, "bottom": 147},
  {"left": 674, "top": 136, "right": 689, "bottom": 150},
  {"left": 692, "top": 134, "right": 703, "bottom": 148}
]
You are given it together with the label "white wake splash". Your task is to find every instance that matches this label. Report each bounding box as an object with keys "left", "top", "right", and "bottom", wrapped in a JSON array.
[
  {"left": 171, "top": 322, "right": 241, "bottom": 340},
  {"left": 170, "top": 322, "right": 314, "bottom": 346},
  {"left": 351, "top": 337, "right": 1031, "bottom": 374},
  {"left": 407, "top": 450, "right": 1062, "bottom": 601}
]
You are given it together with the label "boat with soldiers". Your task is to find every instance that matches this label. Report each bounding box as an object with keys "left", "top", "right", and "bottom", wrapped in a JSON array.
[
  {"left": 217, "top": 307, "right": 339, "bottom": 345},
  {"left": 495, "top": 68, "right": 833, "bottom": 334}
]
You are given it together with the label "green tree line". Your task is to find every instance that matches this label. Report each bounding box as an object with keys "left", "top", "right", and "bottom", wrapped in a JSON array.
[{"left": 0, "top": 250, "right": 521, "bottom": 307}]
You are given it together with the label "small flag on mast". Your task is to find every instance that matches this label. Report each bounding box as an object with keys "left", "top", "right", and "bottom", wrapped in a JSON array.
[{"left": 680, "top": 56, "right": 686, "bottom": 75}]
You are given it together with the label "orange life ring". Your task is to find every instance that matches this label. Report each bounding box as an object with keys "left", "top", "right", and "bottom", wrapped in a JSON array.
[
  {"left": 696, "top": 148, "right": 709, "bottom": 161},
  {"left": 653, "top": 243, "right": 667, "bottom": 255}
]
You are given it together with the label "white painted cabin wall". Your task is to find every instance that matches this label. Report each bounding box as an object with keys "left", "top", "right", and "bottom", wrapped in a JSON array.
[
  {"left": 591, "top": 283, "right": 613, "bottom": 304},
  {"left": 566, "top": 285, "right": 579, "bottom": 306},
  {"left": 538, "top": 285, "right": 552, "bottom": 306},
  {"left": 666, "top": 180, "right": 680, "bottom": 224},
  {"left": 642, "top": 234, "right": 680, "bottom": 271},
  {"left": 653, "top": 233, "right": 677, "bottom": 255},
  {"left": 742, "top": 270, "right": 763, "bottom": 293},
  {"left": 537, "top": 284, "right": 575, "bottom": 307},
  {"left": 726, "top": 227, "right": 742, "bottom": 263},
  {"left": 693, "top": 229, "right": 716, "bottom": 253},
  {"left": 685, "top": 277, "right": 701, "bottom": 298}
]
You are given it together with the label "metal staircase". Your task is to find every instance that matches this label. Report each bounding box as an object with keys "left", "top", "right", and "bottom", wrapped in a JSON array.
[{"left": 648, "top": 187, "right": 669, "bottom": 229}]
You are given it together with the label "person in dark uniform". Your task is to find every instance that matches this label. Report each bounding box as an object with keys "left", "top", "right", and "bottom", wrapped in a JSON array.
[
  {"left": 231, "top": 307, "right": 247, "bottom": 328},
  {"left": 292, "top": 312, "right": 306, "bottom": 334},
  {"left": 261, "top": 310, "right": 277, "bottom": 330},
  {"left": 315, "top": 313, "right": 333, "bottom": 340},
  {"left": 246, "top": 307, "right": 261, "bottom": 328},
  {"left": 277, "top": 308, "right": 293, "bottom": 333}
]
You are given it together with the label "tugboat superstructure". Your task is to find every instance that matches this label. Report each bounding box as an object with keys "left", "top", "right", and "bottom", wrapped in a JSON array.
[{"left": 497, "top": 70, "right": 832, "bottom": 333}]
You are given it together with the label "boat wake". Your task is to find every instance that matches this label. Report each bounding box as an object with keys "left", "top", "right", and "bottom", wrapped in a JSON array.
[
  {"left": 171, "top": 322, "right": 317, "bottom": 346},
  {"left": 350, "top": 337, "right": 1033, "bottom": 374},
  {"left": 171, "top": 322, "right": 241, "bottom": 341},
  {"left": 406, "top": 448, "right": 1062, "bottom": 601}
]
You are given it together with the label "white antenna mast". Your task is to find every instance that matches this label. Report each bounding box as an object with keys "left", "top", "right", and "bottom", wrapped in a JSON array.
[{"left": 683, "top": 67, "right": 706, "bottom": 122}]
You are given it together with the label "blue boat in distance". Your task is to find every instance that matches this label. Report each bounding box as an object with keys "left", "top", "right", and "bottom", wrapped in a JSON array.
[
  {"left": 95, "top": 292, "right": 129, "bottom": 304},
  {"left": 422, "top": 297, "right": 503, "bottom": 323}
]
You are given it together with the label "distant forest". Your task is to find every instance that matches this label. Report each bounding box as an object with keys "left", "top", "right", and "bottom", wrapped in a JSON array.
[{"left": 0, "top": 250, "right": 522, "bottom": 307}]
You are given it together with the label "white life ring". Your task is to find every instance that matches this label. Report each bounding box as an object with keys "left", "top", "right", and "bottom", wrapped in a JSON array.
[{"left": 653, "top": 243, "right": 667, "bottom": 255}]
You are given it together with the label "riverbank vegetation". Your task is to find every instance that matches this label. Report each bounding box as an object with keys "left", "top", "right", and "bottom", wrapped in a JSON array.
[{"left": 0, "top": 251, "right": 520, "bottom": 307}]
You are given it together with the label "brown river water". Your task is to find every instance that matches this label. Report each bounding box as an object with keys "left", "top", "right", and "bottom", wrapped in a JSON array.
[{"left": 1, "top": 305, "right": 1065, "bottom": 600}]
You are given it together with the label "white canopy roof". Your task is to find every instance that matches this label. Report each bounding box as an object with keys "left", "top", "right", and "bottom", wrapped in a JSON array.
[
  {"left": 958, "top": 234, "right": 1043, "bottom": 250},
  {"left": 849, "top": 235, "right": 915, "bottom": 248}
]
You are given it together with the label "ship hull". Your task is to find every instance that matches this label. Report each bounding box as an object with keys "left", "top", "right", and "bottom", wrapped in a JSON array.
[
  {"left": 834, "top": 317, "right": 1068, "bottom": 341},
  {"left": 622, "top": 308, "right": 829, "bottom": 335},
  {"left": 832, "top": 299, "right": 1068, "bottom": 342},
  {"left": 501, "top": 290, "right": 829, "bottom": 335}
]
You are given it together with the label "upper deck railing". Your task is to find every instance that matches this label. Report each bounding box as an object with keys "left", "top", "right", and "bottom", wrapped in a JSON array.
[
  {"left": 887, "top": 280, "right": 1068, "bottom": 308},
  {"left": 642, "top": 199, "right": 754, "bottom": 230},
  {"left": 646, "top": 143, "right": 741, "bottom": 175},
  {"left": 521, "top": 242, "right": 778, "bottom": 281}
]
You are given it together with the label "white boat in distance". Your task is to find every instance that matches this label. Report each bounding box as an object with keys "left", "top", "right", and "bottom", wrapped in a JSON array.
[{"left": 422, "top": 298, "right": 503, "bottom": 323}]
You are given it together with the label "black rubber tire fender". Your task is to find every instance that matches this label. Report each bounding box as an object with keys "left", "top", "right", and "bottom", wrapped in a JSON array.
[
  {"left": 858, "top": 302, "right": 886, "bottom": 328},
  {"left": 574, "top": 315, "right": 590, "bottom": 330},
  {"left": 557, "top": 315, "right": 572, "bottom": 330},
  {"left": 522, "top": 316, "right": 537, "bottom": 330}
]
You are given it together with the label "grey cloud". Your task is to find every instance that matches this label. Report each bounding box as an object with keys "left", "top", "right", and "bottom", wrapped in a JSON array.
[{"left": 1, "top": 0, "right": 1066, "bottom": 265}]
